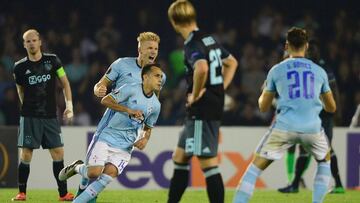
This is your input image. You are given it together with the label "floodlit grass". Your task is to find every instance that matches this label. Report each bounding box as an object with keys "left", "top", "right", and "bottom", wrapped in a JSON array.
[{"left": 1, "top": 188, "right": 359, "bottom": 203}]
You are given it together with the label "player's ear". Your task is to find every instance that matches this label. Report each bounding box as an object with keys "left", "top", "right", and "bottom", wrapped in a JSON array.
[
  {"left": 305, "top": 42, "right": 309, "bottom": 51},
  {"left": 284, "top": 42, "right": 288, "bottom": 51}
]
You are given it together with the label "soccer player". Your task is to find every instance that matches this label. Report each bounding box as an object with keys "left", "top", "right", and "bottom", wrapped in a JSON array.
[
  {"left": 278, "top": 39, "right": 345, "bottom": 194},
  {"left": 12, "top": 29, "right": 74, "bottom": 201},
  {"left": 58, "top": 63, "right": 162, "bottom": 203},
  {"left": 233, "top": 27, "right": 336, "bottom": 203},
  {"left": 78, "top": 32, "right": 164, "bottom": 202},
  {"left": 167, "top": 1, "right": 238, "bottom": 203},
  {"left": 94, "top": 32, "right": 165, "bottom": 98}
]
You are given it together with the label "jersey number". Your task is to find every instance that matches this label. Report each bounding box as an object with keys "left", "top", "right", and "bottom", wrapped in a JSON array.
[
  {"left": 209, "top": 49, "right": 223, "bottom": 85},
  {"left": 287, "top": 71, "right": 314, "bottom": 99}
]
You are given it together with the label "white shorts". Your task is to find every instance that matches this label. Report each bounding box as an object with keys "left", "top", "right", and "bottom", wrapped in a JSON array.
[
  {"left": 86, "top": 141, "right": 131, "bottom": 175},
  {"left": 256, "top": 128, "right": 330, "bottom": 161}
]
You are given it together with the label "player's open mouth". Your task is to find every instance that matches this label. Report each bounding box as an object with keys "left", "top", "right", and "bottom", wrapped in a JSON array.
[{"left": 149, "top": 56, "right": 155, "bottom": 61}]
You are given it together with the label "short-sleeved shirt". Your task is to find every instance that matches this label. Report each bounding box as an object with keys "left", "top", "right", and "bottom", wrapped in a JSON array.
[
  {"left": 266, "top": 57, "right": 331, "bottom": 133},
  {"left": 13, "top": 53, "right": 65, "bottom": 118},
  {"left": 95, "top": 83, "right": 161, "bottom": 150},
  {"left": 184, "top": 30, "right": 230, "bottom": 120},
  {"left": 105, "top": 57, "right": 166, "bottom": 90}
]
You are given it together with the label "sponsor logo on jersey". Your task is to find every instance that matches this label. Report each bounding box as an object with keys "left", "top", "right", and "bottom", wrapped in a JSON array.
[{"left": 28, "top": 74, "right": 51, "bottom": 85}]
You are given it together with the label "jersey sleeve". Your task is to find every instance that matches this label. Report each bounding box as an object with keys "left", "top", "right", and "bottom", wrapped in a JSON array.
[
  {"left": 219, "top": 44, "right": 230, "bottom": 59},
  {"left": 105, "top": 58, "right": 123, "bottom": 82},
  {"left": 13, "top": 64, "right": 23, "bottom": 85},
  {"left": 54, "top": 55, "right": 66, "bottom": 78},
  {"left": 321, "top": 70, "right": 331, "bottom": 94},
  {"left": 265, "top": 67, "right": 277, "bottom": 92},
  {"left": 144, "top": 104, "right": 161, "bottom": 128},
  {"left": 109, "top": 84, "right": 132, "bottom": 103},
  {"left": 54, "top": 55, "right": 63, "bottom": 70},
  {"left": 185, "top": 41, "right": 206, "bottom": 69}
]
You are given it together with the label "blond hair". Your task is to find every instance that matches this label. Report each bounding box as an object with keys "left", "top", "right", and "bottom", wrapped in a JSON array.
[
  {"left": 137, "top": 32, "right": 160, "bottom": 46},
  {"left": 23, "top": 29, "right": 40, "bottom": 41},
  {"left": 168, "top": 0, "right": 196, "bottom": 26}
]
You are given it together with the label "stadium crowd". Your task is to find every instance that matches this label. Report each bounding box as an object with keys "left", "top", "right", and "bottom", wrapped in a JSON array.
[{"left": 0, "top": 0, "right": 359, "bottom": 126}]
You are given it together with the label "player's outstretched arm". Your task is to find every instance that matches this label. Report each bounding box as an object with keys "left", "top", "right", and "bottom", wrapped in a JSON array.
[
  {"left": 94, "top": 76, "right": 112, "bottom": 97},
  {"left": 321, "top": 91, "right": 336, "bottom": 113},
  {"left": 222, "top": 55, "right": 238, "bottom": 90},
  {"left": 258, "top": 90, "right": 275, "bottom": 112}
]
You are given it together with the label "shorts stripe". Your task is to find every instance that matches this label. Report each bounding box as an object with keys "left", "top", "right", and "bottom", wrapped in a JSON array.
[
  {"left": 256, "top": 124, "right": 274, "bottom": 154},
  {"left": 18, "top": 116, "right": 24, "bottom": 147},
  {"left": 86, "top": 110, "right": 115, "bottom": 164},
  {"left": 85, "top": 134, "right": 100, "bottom": 164},
  {"left": 97, "top": 109, "right": 116, "bottom": 135},
  {"left": 194, "top": 120, "right": 202, "bottom": 155}
]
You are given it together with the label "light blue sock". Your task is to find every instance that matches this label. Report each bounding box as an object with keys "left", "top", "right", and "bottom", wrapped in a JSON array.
[
  {"left": 233, "top": 164, "right": 262, "bottom": 203},
  {"left": 73, "top": 173, "right": 113, "bottom": 203},
  {"left": 76, "top": 164, "right": 89, "bottom": 179},
  {"left": 79, "top": 177, "right": 89, "bottom": 190},
  {"left": 313, "top": 162, "right": 331, "bottom": 203}
]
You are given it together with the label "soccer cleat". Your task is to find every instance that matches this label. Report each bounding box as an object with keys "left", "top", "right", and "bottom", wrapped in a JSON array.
[
  {"left": 75, "top": 187, "right": 85, "bottom": 198},
  {"left": 58, "top": 160, "right": 84, "bottom": 181},
  {"left": 330, "top": 187, "right": 345, "bottom": 194},
  {"left": 59, "top": 192, "right": 75, "bottom": 201},
  {"left": 299, "top": 178, "right": 307, "bottom": 189},
  {"left": 11, "top": 192, "right": 26, "bottom": 201},
  {"left": 278, "top": 184, "right": 299, "bottom": 193}
]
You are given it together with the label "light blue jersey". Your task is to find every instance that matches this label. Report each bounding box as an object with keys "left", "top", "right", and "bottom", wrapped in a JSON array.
[
  {"left": 266, "top": 57, "right": 331, "bottom": 133},
  {"left": 105, "top": 57, "right": 166, "bottom": 90},
  {"left": 94, "top": 83, "right": 161, "bottom": 152}
]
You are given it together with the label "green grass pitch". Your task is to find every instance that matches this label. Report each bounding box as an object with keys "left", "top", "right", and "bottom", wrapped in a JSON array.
[{"left": 1, "top": 189, "right": 360, "bottom": 202}]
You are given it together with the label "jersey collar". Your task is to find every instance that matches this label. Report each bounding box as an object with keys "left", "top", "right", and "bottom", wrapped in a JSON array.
[
  {"left": 184, "top": 29, "right": 199, "bottom": 45},
  {"left": 142, "top": 84, "right": 154, "bottom": 98}
]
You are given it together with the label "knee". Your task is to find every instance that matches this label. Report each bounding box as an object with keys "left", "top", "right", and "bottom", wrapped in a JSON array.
[
  {"left": 172, "top": 148, "right": 189, "bottom": 164},
  {"left": 87, "top": 168, "right": 103, "bottom": 179},
  {"left": 103, "top": 164, "right": 118, "bottom": 178},
  {"left": 316, "top": 151, "right": 331, "bottom": 163},
  {"left": 49, "top": 147, "right": 64, "bottom": 160},
  {"left": 21, "top": 148, "right": 33, "bottom": 162}
]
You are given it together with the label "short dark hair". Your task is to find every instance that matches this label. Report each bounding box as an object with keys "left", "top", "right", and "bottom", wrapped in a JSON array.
[
  {"left": 286, "top": 27, "right": 308, "bottom": 50},
  {"left": 141, "top": 63, "right": 161, "bottom": 80}
]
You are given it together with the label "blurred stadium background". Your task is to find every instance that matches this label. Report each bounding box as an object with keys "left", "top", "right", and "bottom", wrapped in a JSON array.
[{"left": 0, "top": 0, "right": 360, "bottom": 202}]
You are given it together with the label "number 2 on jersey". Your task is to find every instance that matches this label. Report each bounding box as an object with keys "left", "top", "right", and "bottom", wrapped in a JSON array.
[
  {"left": 209, "top": 49, "right": 223, "bottom": 85},
  {"left": 287, "top": 70, "right": 314, "bottom": 99}
]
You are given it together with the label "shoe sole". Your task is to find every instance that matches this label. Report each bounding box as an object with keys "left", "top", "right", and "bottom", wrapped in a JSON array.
[{"left": 58, "top": 160, "right": 84, "bottom": 181}]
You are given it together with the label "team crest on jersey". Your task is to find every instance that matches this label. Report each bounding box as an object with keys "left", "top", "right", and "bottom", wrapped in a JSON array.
[{"left": 44, "top": 61, "right": 52, "bottom": 71}]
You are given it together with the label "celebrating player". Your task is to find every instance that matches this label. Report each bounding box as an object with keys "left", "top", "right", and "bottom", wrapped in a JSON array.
[
  {"left": 233, "top": 27, "right": 336, "bottom": 203},
  {"left": 58, "top": 63, "right": 163, "bottom": 203}
]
